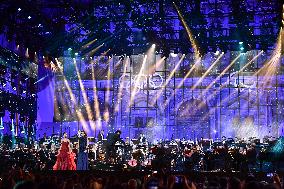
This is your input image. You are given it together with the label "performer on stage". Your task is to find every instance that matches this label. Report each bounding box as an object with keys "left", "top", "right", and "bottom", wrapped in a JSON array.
[
  {"left": 138, "top": 133, "right": 146, "bottom": 144},
  {"left": 77, "top": 130, "right": 88, "bottom": 170},
  {"left": 97, "top": 130, "right": 104, "bottom": 142},
  {"left": 105, "top": 130, "right": 124, "bottom": 161},
  {"left": 53, "top": 132, "right": 76, "bottom": 170},
  {"left": 39, "top": 133, "right": 48, "bottom": 145}
]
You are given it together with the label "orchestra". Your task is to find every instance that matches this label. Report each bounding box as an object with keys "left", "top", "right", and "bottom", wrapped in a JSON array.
[{"left": 16, "top": 130, "right": 280, "bottom": 172}]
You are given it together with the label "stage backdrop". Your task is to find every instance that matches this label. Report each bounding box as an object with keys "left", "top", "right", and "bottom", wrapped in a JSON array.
[{"left": 37, "top": 50, "right": 284, "bottom": 141}]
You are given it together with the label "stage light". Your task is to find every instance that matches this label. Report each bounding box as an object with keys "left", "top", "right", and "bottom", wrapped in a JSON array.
[
  {"left": 199, "top": 51, "right": 264, "bottom": 121},
  {"left": 239, "top": 41, "right": 243, "bottom": 45},
  {"left": 115, "top": 58, "right": 129, "bottom": 113},
  {"left": 0, "top": 117, "right": 3, "bottom": 130},
  {"left": 152, "top": 44, "right": 156, "bottom": 48},
  {"left": 75, "top": 52, "right": 78, "bottom": 56},
  {"left": 60, "top": 73, "right": 89, "bottom": 132},
  {"left": 240, "top": 47, "right": 244, "bottom": 51},
  {"left": 21, "top": 125, "right": 25, "bottom": 134},
  {"left": 68, "top": 48, "right": 72, "bottom": 51},
  {"left": 25, "top": 48, "right": 29, "bottom": 58},
  {"left": 18, "top": 8, "right": 21, "bottom": 11},
  {"left": 214, "top": 50, "right": 220, "bottom": 56},
  {"left": 28, "top": 16, "right": 31, "bottom": 19},
  {"left": 11, "top": 119, "right": 14, "bottom": 132},
  {"left": 170, "top": 52, "right": 178, "bottom": 57}
]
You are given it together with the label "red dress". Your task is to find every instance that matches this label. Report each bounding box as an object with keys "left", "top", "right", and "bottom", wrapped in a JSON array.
[{"left": 53, "top": 141, "right": 76, "bottom": 170}]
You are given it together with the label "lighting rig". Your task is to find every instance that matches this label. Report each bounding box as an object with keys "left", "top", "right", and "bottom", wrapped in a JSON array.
[
  {"left": 0, "top": 0, "right": 282, "bottom": 58},
  {"left": 0, "top": 48, "right": 37, "bottom": 140}
]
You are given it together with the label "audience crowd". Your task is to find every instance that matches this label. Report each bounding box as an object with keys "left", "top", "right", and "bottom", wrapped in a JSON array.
[{"left": 0, "top": 167, "right": 283, "bottom": 189}]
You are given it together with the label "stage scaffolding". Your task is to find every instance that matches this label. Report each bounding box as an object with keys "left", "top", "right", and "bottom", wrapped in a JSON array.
[{"left": 53, "top": 50, "right": 284, "bottom": 141}]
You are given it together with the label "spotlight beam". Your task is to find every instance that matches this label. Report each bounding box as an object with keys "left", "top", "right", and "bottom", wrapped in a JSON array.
[
  {"left": 203, "top": 53, "right": 242, "bottom": 93},
  {"left": 187, "top": 53, "right": 241, "bottom": 117},
  {"left": 164, "top": 53, "right": 223, "bottom": 114},
  {"left": 73, "top": 58, "right": 96, "bottom": 131},
  {"left": 202, "top": 51, "right": 263, "bottom": 106},
  {"left": 115, "top": 57, "right": 129, "bottom": 113},
  {"left": 151, "top": 54, "right": 185, "bottom": 105},
  {"left": 87, "top": 43, "right": 104, "bottom": 57},
  {"left": 163, "top": 58, "right": 200, "bottom": 107},
  {"left": 81, "top": 38, "right": 97, "bottom": 49},
  {"left": 128, "top": 55, "right": 148, "bottom": 110},
  {"left": 114, "top": 58, "right": 123, "bottom": 69},
  {"left": 173, "top": 2, "right": 200, "bottom": 60},
  {"left": 89, "top": 49, "right": 111, "bottom": 127},
  {"left": 191, "top": 53, "right": 224, "bottom": 91},
  {"left": 91, "top": 58, "right": 102, "bottom": 129},
  {"left": 103, "top": 57, "right": 113, "bottom": 123},
  {"left": 200, "top": 46, "right": 279, "bottom": 122},
  {"left": 215, "top": 33, "right": 281, "bottom": 108},
  {"left": 148, "top": 57, "right": 166, "bottom": 75},
  {"left": 59, "top": 69, "right": 89, "bottom": 132}
]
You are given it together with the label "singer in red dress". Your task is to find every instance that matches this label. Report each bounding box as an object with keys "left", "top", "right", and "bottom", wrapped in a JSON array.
[{"left": 53, "top": 132, "right": 76, "bottom": 170}]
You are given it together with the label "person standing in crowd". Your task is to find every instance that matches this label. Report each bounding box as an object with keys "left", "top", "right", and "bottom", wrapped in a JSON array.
[
  {"left": 77, "top": 130, "right": 88, "bottom": 170},
  {"left": 53, "top": 132, "right": 76, "bottom": 170}
]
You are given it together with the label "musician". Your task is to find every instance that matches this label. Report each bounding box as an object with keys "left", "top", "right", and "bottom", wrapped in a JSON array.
[
  {"left": 125, "top": 137, "right": 133, "bottom": 146},
  {"left": 138, "top": 133, "right": 146, "bottom": 144},
  {"left": 77, "top": 130, "right": 88, "bottom": 170},
  {"left": 171, "top": 134, "right": 175, "bottom": 141},
  {"left": 97, "top": 130, "right": 104, "bottom": 142},
  {"left": 125, "top": 137, "right": 133, "bottom": 159},
  {"left": 114, "top": 130, "right": 123, "bottom": 143},
  {"left": 222, "top": 136, "right": 227, "bottom": 143},
  {"left": 179, "top": 137, "right": 186, "bottom": 150},
  {"left": 198, "top": 137, "right": 204, "bottom": 148}
]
